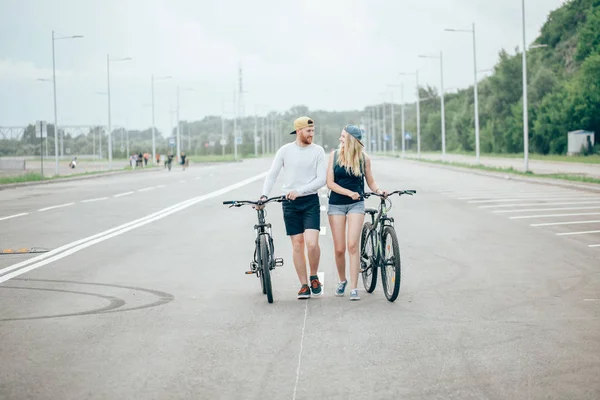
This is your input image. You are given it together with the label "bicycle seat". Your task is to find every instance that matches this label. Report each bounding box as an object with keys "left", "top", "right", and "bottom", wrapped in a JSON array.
[{"left": 365, "top": 208, "right": 377, "bottom": 215}]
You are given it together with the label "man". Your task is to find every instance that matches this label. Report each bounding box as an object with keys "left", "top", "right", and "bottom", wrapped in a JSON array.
[{"left": 259, "top": 116, "right": 327, "bottom": 299}]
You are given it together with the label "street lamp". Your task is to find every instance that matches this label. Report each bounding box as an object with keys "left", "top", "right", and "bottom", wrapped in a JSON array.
[
  {"left": 399, "top": 71, "right": 421, "bottom": 158},
  {"left": 419, "top": 52, "right": 446, "bottom": 158},
  {"left": 445, "top": 23, "right": 480, "bottom": 163},
  {"left": 106, "top": 55, "right": 131, "bottom": 170},
  {"left": 51, "top": 30, "right": 83, "bottom": 175},
  {"left": 151, "top": 74, "right": 172, "bottom": 164},
  {"left": 176, "top": 85, "right": 196, "bottom": 162},
  {"left": 386, "top": 84, "right": 403, "bottom": 157}
]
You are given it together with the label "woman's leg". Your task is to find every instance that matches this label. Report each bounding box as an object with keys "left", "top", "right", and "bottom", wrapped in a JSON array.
[
  {"left": 347, "top": 211, "right": 365, "bottom": 290},
  {"left": 328, "top": 213, "right": 347, "bottom": 282}
]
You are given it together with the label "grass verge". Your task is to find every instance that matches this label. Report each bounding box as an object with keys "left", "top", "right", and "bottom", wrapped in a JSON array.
[{"left": 0, "top": 166, "right": 156, "bottom": 185}]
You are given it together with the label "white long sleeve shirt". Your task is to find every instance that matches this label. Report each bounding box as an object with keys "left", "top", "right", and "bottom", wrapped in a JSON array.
[{"left": 261, "top": 142, "right": 327, "bottom": 198}]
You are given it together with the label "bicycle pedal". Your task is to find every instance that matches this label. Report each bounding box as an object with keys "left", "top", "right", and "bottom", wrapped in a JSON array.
[{"left": 274, "top": 258, "right": 284, "bottom": 267}]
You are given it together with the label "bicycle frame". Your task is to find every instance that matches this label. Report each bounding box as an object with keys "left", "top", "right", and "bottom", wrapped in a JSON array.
[
  {"left": 365, "top": 197, "right": 395, "bottom": 267},
  {"left": 253, "top": 208, "right": 276, "bottom": 270}
]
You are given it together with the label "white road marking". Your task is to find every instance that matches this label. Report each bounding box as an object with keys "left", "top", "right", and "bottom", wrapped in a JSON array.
[
  {"left": 292, "top": 300, "right": 309, "bottom": 400},
  {"left": 480, "top": 200, "right": 600, "bottom": 209},
  {"left": 494, "top": 206, "right": 600, "bottom": 214},
  {"left": 320, "top": 205, "right": 326, "bottom": 212},
  {"left": 530, "top": 220, "right": 600, "bottom": 227},
  {"left": 114, "top": 191, "right": 134, "bottom": 198},
  {"left": 469, "top": 196, "right": 596, "bottom": 204},
  {"left": 588, "top": 244, "right": 600, "bottom": 248},
  {"left": 510, "top": 212, "right": 600, "bottom": 220},
  {"left": 156, "top": 184, "right": 166, "bottom": 188},
  {"left": 37, "top": 203, "right": 75, "bottom": 212},
  {"left": 584, "top": 298, "right": 600, "bottom": 301},
  {"left": 0, "top": 212, "right": 29, "bottom": 221},
  {"left": 556, "top": 230, "right": 600, "bottom": 236},
  {"left": 196, "top": 177, "right": 201, "bottom": 180},
  {"left": 81, "top": 197, "right": 108, "bottom": 203},
  {"left": 320, "top": 226, "right": 327, "bottom": 235},
  {"left": 138, "top": 187, "right": 154, "bottom": 192},
  {"left": 0, "top": 172, "right": 268, "bottom": 284},
  {"left": 458, "top": 192, "right": 577, "bottom": 200},
  {"left": 180, "top": 180, "right": 186, "bottom": 183}
]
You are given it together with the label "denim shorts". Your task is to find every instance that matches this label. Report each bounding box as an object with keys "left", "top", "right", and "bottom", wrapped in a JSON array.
[{"left": 327, "top": 201, "right": 365, "bottom": 216}]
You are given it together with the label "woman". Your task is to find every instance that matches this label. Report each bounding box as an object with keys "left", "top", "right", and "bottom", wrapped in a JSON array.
[{"left": 326, "top": 124, "right": 387, "bottom": 301}]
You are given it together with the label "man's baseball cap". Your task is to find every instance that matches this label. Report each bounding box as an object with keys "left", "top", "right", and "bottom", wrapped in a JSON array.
[
  {"left": 344, "top": 124, "right": 364, "bottom": 147},
  {"left": 289, "top": 116, "right": 315, "bottom": 135}
]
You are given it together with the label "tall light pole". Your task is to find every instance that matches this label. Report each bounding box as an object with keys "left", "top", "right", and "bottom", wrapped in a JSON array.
[
  {"left": 176, "top": 85, "right": 195, "bottom": 162},
  {"left": 151, "top": 74, "right": 172, "bottom": 164},
  {"left": 51, "top": 31, "right": 83, "bottom": 175},
  {"left": 445, "top": 23, "right": 480, "bottom": 163},
  {"left": 106, "top": 55, "right": 131, "bottom": 170},
  {"left": 400, "top": 70, "right": 421, "bottom": 158},
  {"left": 419, "top": 53, "right": 446, "bottom": 157},
  {"left": 387, "top": 84, "right": 404, "bottom": 157}
]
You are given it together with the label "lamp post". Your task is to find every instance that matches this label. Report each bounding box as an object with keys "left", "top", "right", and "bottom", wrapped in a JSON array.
[
  {"left": 176, "top": 85, "right": 196, "bottom": 161},
  {"left": 151, "top": 75, "right": 172, "bottom": 164},
  {"left": 419, "top": 52, "right": 446, "bottom": 158},
  {"left": 399, "top": 71, "right": 421, "bottom": 158},
  {"left": 51, "top": 30, "right": 83, "bottom": 175},
  {"left": 106, "top": 55, "right": 131, "bottom": 170},
  {"left": 445, "top": 23, "right": 480, "bottom": 163}
]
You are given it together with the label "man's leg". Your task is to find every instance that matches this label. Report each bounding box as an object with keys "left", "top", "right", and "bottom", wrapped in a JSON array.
[
  {"left": 290, "top": 233, "right": 308, "bottom": 286},
  {"left": 302, "top": 196, "right": 323, "bottom": 295}
]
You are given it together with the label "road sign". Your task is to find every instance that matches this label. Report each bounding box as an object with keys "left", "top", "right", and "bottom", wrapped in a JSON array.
[
  {"left": 405, "top": 132, "right": 412, "bottom": 140},
  {"left": 219, "top": 139, "right": 227, "bottom": 146},
  {"left": 384, "top": 134, "right": 390, "bottom": 141},
  {"left": 35, "top": 120, "right": 47, "bottom": 137},
  {"left": 168, "top": 137, "right": 176, "bottom": 147},
  {"left": 120, "top": 146, "right": 125, "bottom": 152},
  {"left": 235, "top": 136, "right": 243, "bottom": 145}
]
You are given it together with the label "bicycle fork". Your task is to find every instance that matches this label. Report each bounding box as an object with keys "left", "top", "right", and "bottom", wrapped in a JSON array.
[{"left": 246, "top": 228, "right": 284, "bottom": 275}]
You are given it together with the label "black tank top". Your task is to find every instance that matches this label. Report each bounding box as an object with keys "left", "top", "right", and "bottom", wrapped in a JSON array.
[{"left": 328, "top": 151, "right": 365, "bottom": 205}]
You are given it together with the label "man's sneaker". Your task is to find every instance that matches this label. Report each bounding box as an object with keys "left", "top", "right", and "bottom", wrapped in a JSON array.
[
  {"left": 350, "top": 289, "right": 360, "bottom": 301},
  {"left": 335, "top": 280, "right": 348, "bottom": 297},
  {"left": 298, "top": 284, "right": 311, "bottom": 300},
  {"left": 309, "top": 275, "right": 322, "bottom": 296}
]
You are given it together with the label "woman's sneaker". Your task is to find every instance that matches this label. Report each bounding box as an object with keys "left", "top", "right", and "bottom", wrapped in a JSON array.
[
  {"left": 350, "top": 289, "right": 360, "bottom": 301},
  {"left": 335, "top": 280, "right": 348, "bottom": 297}
]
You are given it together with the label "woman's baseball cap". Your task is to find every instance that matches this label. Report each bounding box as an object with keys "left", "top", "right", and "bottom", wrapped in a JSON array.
[{"left": 344, "top": 124, "right": 364, "bottom": 147}]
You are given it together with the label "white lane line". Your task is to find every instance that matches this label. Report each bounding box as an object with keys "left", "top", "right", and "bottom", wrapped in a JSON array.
[
  {"left": 156, "top": 185, "right": 166, "bottom": 188},
  {"left": 0, "top": 172, "right": 268, "bottom": 284},
  {"left": 180, "top": 180, "right": 186, "bottom": 183},
  {"left": 588, "top": 244, "right": 600, "bottom": 248},
  {"left": 81, "top": 197, "right": 108, "bottom": 203},
  {"left": 138, "top": 187, "right": 154, "bottom": 192},
  {"left": 494, "top": 206, "right": 600, "bottom": 214},
  {"left": 511, "top": 212, "right": 600, "bottom": 220},
  {"left": 458, "top": 192, "right": 578, "bottom": 200},
  {"left": 530, "top": 220, "right": 600, "bottom": 227},
  {"left": 584, "top": 298, "right": 600, "bottom": 301},
  {"left": 480, "top": 201, "right": 600, "bottom": 209},
  {"left": 320, "top": 226, "right": 327, "bottom": 235},
  {"left": 114, "top": 191, "right": 134, "bottom": 198},
  {"left": 320, "top": 205, "right": 326, "bottom": 212},
  {"left": 292, "top": 300, "right": 309, "bottom": 400},
  {"left": 557, "top": 230, "right": 600, "bottom": 236},
  {"left": 469, "top": 196, "right": 596, "bottom": 204},
  {"left": 0, "top": 212, "right": 29, "bottom": 221},
  {"left": 37, "top": 203, "right": 75, "bottom": 212}
]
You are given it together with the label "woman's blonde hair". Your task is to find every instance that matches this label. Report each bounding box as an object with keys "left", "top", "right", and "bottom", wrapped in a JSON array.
[{"left": 336, "top": 131, "right": 364, "bottom": 177}]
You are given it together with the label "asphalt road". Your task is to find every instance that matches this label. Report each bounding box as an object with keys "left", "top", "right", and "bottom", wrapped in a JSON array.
[{"left": 1, "top": 156, "right": 599, "bottom": 400}]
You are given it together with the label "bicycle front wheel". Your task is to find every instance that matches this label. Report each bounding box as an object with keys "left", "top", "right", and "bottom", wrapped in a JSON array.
[
  {"left": 260, "top": 235, "right": 273, "bottom": 303},
  {"left": 380, "top": 226, "right": 401, "bottom": 302},
  {"left": 360, "top": 222, "right": 378, "bottom": 293}
]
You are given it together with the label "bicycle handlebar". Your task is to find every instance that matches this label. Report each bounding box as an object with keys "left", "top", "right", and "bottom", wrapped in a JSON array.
[
  {"left": 363, "top": 190, "right": 416, "bottom": 199},
  {"left": 222, "top": 195, "right": 288, "bottom": 207}
]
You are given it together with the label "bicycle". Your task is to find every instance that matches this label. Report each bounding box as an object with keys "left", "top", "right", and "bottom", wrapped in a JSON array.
[
  {"left": 222, "top": 195, "right": 287, "bottom": 303},
  {"left": 360, "top": 190, "right": 416, "bottom": 302}
]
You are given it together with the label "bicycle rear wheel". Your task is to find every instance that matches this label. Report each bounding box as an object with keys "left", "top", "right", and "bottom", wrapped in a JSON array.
[
  {"left": 259, "top": 234, "right": 273, "bottom": 303},
  {"left": 380, "top": 226, "right": 401, "bottom": 302},
  {"left": 360, "top": 222, "right": 378, "bottom": 293}
]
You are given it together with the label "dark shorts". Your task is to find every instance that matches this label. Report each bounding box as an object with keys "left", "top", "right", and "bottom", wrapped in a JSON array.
[{"left": 282, "top": 194, "right": 321, "bottom": 236}]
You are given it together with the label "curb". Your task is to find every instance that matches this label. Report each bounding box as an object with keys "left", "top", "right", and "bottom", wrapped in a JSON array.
[
  {"left": 0, "top": 167, "right": 161, "bottom": 190},
  {"left": 401, "top": 157, "right": 600, "bottom": 193}
]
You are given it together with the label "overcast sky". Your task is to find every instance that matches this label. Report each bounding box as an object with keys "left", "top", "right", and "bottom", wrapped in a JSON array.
[{"left": 0, "top": 0, "right": 565, "bottom": 136}]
